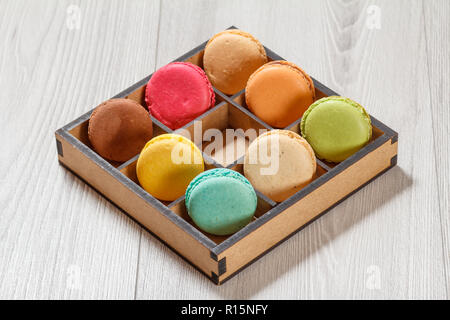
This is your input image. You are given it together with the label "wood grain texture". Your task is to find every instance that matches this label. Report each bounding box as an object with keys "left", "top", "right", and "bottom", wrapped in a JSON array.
[
  {"left": 423, "top": 0, "right": 450, "bottom": 298},
  {"left": 136, "top": 0, "right": 448, "bottom": 300},
  {"left": 0, "top": 0, "right": 160, "bottom": 299},
  {"left": 0, "top": 0, "right": 448, "bottom": 299}
]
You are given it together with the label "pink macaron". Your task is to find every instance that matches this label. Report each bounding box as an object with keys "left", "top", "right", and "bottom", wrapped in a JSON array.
[{"left": 145, "top": 62, "right": 215, "bottom": 130}]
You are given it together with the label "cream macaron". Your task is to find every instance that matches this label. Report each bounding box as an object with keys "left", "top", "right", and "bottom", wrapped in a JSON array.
[{"left": 244, "top": 130, "right": 316, "bottom": 202}]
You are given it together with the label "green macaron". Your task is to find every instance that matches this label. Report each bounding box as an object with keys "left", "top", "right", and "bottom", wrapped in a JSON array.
[
  {"left": 300, "top": 96, "right": 372, "bottom": 163},
  {"left": 185, "top": 168, "right": 257, "bottom": 236}
]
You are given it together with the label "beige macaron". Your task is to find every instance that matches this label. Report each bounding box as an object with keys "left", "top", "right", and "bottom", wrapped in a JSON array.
[
  {"left": 203, "top": 29, "right": 268, "bottom": 95},
  {"left": 244, "top": 130, "right": 317, "bottom": 202}
]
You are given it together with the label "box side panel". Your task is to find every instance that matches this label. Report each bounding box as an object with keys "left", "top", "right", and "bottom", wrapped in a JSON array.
[
  {"left": 217, "top": 138, "right": 398, "bottom": 283},
  {"left": 55, "top": 132, "right": 219, "bottom": 277}
]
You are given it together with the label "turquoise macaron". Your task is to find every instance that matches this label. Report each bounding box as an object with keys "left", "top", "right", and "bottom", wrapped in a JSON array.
[{"left": 185, "top": 168, "right": 257, "bottom": 236}]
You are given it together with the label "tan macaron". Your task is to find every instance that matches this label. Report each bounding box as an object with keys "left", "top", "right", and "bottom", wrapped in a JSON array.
[
  {"left": 244, "top": 130, "right": 316, "bottom": 202},
  {"left": 246, "top": 61, "right": 315, "bottom": 128},
  {"left": 203, "top": 29, "right": 268, "bottom": 95}
]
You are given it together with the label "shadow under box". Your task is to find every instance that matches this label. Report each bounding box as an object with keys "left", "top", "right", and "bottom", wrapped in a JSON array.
[{"left": 55, "top": 26, "right": 398, "bottom": 285}]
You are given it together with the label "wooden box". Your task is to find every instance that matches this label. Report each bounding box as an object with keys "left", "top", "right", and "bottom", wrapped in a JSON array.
[{"left": 55, "top": 27, "right": 398, "bottom": 285}]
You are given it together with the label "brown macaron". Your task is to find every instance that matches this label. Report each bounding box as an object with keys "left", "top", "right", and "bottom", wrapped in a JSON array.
[
  {"left": 245, "top": 61, "right": 315, "bottom": 128},
  {"left": 203, "top": 29, "right": 268, "bottom": 95},
  {"left": 88, "top": 99, "right": 153, "bottom": 162}
]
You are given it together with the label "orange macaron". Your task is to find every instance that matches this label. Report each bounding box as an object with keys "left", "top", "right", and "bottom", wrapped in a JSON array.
[{"left": 245, "top": 61, "right": 315, "bottom": 128}]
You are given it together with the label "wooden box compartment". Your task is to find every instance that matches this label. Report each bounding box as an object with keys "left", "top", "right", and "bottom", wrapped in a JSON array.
[{"left": 55, "top": 27, "right": 398, "bottom": 285}]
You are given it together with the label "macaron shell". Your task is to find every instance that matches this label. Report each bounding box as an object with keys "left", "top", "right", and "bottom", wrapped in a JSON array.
[
  {"left": 136, "top": 134, "right": 204, "bottom": 201},
  {"left": 244, "top": 130, "right": 316, "bottom": 202},
  {"left": 186, "top": 169, "right": 257, "bottom": 236},
  {"left": 203, "top": 30, "right": 268, "bottom": 95},
  {"left": 88, "top": 99, "right": 153, "bottom": 162},
  {"left": 145, "top": 62, "right": 215, "bottom": 130},
  {"left": 246, "top": 61, "right": 315, "bottom": 128},
  {"left": 185, "top": 168, "right": 256, "bottom": 208},
  {"left": 301, "top": 96, "right": 372, "bottom": 163}
]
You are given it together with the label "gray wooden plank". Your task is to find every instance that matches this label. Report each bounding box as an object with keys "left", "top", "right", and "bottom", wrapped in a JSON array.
[
  {"left": 134, "top": 0, "right": 447, "bottom": 299},
  {"left": 0, "top": 0, "right": 447, "bottom": 300},
  {"left": 423, "top": 0, "right": 450, "bottom": 298},
  {"left": 0, "top": 0, "right": 160, "bottom": 299}
]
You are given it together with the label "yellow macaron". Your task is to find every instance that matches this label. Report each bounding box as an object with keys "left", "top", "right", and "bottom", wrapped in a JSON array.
[{"left": 136, "top": 134, "right": 204, "bottom": 201}]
